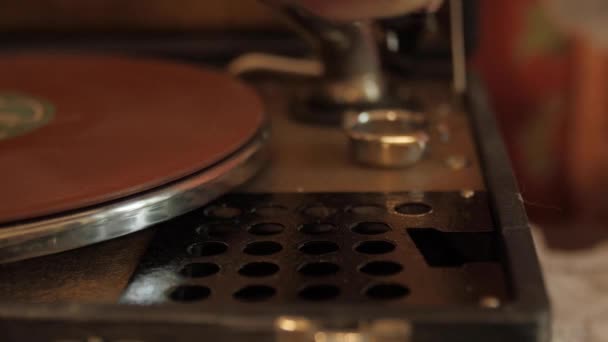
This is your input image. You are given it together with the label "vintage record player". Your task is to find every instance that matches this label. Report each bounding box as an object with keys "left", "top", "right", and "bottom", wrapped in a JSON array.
[{"left": 0, "top": 1, "right": 550, "bottom": 341}]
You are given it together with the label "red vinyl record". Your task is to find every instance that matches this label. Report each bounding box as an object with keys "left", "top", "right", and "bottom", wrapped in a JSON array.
[
  {"left": 0, "top": 54, "right": 268, "bottom": 262},
  {"left": 0, "top": 54, "right": 265, "bottom": 224}
]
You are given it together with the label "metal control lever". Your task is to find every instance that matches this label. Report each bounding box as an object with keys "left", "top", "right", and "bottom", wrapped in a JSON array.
[{"left": 261, "top": 0, "right": 387, "bottom": 109}]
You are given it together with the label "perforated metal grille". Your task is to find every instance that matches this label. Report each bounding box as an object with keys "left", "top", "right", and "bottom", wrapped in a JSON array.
[{"left": 121, "top": 192, "right": 508, "bottom": 306}]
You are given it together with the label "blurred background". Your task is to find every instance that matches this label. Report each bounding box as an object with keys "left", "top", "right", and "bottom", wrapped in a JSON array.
[
  {"left": 475, "top": 0, "right": 607, "bottom": 248},
  {"left": 0, "top": 0, "right": 606, "bottom": 243}
]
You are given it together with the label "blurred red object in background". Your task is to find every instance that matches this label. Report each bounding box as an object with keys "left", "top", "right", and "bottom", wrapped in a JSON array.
[{"left": 475, "top": 0, "right": 608, "bottom": 226}]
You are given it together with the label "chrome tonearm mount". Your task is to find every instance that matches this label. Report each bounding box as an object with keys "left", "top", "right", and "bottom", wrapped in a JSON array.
[{"left": 261, "top": 0, "right": 388, "bottom": 119}]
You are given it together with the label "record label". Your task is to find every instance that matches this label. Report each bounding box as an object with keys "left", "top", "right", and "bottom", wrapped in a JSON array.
[{"left": 0, "top": 93, "right": 54, "bottom": 141}]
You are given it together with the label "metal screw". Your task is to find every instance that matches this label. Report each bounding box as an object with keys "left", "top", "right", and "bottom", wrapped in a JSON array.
[
  {"left": 460, "top": 190, "right": 475, "bottom": 199},
  {"left": 276, "top": 317, "right": 316, "bottom": 342},
  {"left": 386, "top": 30, "right": 400, "bottom": 52},
  {"left": 276, "top": 317, "right": 313, "bottom": 332},
  {"left": 480, "top": 296, "right": 501, "bottom": 309}
]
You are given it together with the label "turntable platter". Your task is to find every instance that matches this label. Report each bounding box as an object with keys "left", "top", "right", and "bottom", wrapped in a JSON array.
[{"left": 0, "top": 54, "right": 267, "bottom": 262}]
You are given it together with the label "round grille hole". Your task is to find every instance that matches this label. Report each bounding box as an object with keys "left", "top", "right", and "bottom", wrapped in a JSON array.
[
  {"left": 355, "top": 241, "right": 395, "bottom": 255},
  {"left": 179, "top": 262, "right": 220, "bottom": 278},
  {"left": 359, "top": 261, "right": 403, "bottom": 276},
  {"left": 253, "top": 205, "right": 288, "bottom": 217},
  {"left": 302, "top": 205, "right": 336, "bottom": 219},
  {"left": 168, "top": 285, "right": 211, "bottom": 302},
  {"left": 351, "top": 222, "right": 391, "bottom": 235},
  {"left": 248, "top": 223, "right": 285, "bottom": 236},
  {"left": 299, "top": 223, "right": 337, "bottom": 234},
  {"left": 298, "top": 284, "right": 341, "bottom": 301},
  {"left": 197, "top": 223, "right": 240, "bottom": 237},
  {"left": 188, "top": 241, "right": 228, "bottom": 257},
  {"left": 298, "top": 241, "right": 339, "bottom": 255},
  {"left": 204, "top": 205, "right": 242, "bottom": 219},
  {"left": 365, "top": 283, "right": 410, "bottom": 300},
  {"left": 233, "top": 285, "right": 276, "bottom": 302},
  {"left": 243, "top": 241, "right": 283, "bottom": 256},
  {"left": 298, "top": 262, "right": 340, "bottom": 276},
  {"left": 349, "top": 205, "right": 385, "bottom": 216},
  {"left": 239, "top": 262, "right": 280, "bottom": 277},
  {"left": 394, "top": 202, "right": 432, "bottom": 215}
]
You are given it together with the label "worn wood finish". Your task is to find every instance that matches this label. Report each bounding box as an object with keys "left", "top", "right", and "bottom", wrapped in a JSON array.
[{"left": 0, "top": 230, "right": 153, "bottom": 303}]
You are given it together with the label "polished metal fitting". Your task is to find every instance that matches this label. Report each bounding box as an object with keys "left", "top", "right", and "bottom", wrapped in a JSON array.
[
  {"left": 344, "top": 109, "right": 429, "bottom": 168},
  {"left": 262, "top": 0, "right": 387, "bottom": 107}
]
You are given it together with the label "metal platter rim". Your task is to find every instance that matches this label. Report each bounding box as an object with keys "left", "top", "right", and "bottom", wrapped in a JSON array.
[{"left": 0, "top": 128, "right": 270, "bottom": 264}]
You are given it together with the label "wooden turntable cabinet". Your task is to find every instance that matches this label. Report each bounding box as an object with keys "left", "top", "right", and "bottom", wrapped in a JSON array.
[{"left": 0, "top": 1, "right": 550, "bottom": 341}]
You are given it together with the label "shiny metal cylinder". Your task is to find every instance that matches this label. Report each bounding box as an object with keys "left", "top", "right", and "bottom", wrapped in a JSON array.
[{"left": 344, "top": 109, "right": 429, "bottom": 168}]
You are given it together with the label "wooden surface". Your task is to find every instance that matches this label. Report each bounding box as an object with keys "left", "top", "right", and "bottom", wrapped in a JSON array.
[
  {"left": 0, "top": 77, "right": 485, "bottom": 304},
  {"left": 243, "top": 79, "right": 486, "bottom": 193},
  {"left": 0, "top": 230, "right": 153, "bottom": 303}
]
